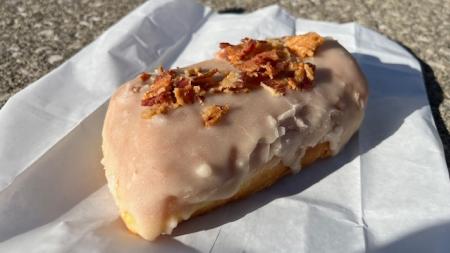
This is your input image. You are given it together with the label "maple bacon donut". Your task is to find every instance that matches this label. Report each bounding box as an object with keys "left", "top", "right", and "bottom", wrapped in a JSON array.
[{"left": 101, "top": 33, "right": 368, "bottom": 240}]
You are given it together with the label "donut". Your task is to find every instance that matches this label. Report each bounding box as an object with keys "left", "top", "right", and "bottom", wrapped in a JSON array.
[{"left": 101, "top": 33, "right": 368, "bottom": 240}]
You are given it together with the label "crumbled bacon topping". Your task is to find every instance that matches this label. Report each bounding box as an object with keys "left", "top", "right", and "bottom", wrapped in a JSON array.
[
  {"left": 284, "top": 32, "right": 325, "bottom": 58},
  {"left": 140, "top": 32, "right": 324, "bottom": 125},
  {"left": 201, "top": 105, "right": 230, "bottom": 127},
  {"left": 141, "top": 103, "right": 170, "bottom": 119},
  {"left": 174, "top": 85, "right": 195, "bottom": 105},
  {"left": 215, "top": 72, "right": 248, "bottom": 93},
  {"left": 217, "top": 32, "right": 324, "bottom": 83}
]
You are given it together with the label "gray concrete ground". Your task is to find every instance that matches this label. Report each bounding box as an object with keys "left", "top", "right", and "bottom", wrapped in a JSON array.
[{"left": 1, "top": 0, "right": 449, "bottom": 162}]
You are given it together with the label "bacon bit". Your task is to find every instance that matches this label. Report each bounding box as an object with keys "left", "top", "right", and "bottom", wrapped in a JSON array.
[
  {"left": 201, "top": 105, "right": 230, "bottom": 127},
  {"left": 304, "top": 63, "right": 315, "bottom": 80},
  {"left": 191, "top": 69, "right": 218, "bottom": 88},
  {"left": 239, "top": 38, "right": 256, "bottom": 59},
  {"left": 141, "top": 91, "right": 173, "bottom": 106},
  {"left": 174, "top": 77, "right": 190, "bottom": 88},
  {"left": 174, "top": 86, "right": 196, "bottom": 105},
  {"left": 284, "top": 32, "right": 325, "bottom": 58},
  {"left": 238, "top": 50, "right": 280, "bottom": 77},
  {"left": 287, "top": 78, "right": 298, "bottom": 90},
  {"left": 141, "top": 69, "right": 176, "bottom": 107},
  {"left": 193, "top": 85, "right": 206, "bottom": 97},
  {"left": 184, "top": 67, "right": 201, "bottom": 77},
  {"left": 154, "top": 70, "right": 174, "bottom": 84},
  {"left": 143, "top": 71, "right": 173, "bottom": 99},
  {"left": 294, "top": 63, "right": 306, "bottom": 82},
  {"left": 141, "top": 103, "right": 170, "bottom": 119},
  {"left": 139, "top": 72, "right": 151, "bottom": 82},
  {"left": 219, "top": 42, "right": 232, "bottom": 49},
  {"left": 241, "top": 38, "right": 272, "bottom": 60},
  {"left": 219, "top": 38, "right": 272, "bottom": 65},
  {"left": 252, "top": 49, "right": 279, "bottom": 64},
  {"left": 219, "top": 45, "right": 241, "bottom": 65},
  {"left": 216, "top": 72, "right": 248, "bottom": 93},
  {"left": 262, "top": 63, "right": 276, "bottom": 79}
]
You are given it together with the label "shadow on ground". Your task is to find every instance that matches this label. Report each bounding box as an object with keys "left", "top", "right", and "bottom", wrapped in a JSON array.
[{"left": 397, "top": 42, "right": 450, "bottom": 167}]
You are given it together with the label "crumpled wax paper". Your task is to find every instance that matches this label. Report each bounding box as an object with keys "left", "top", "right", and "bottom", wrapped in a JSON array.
[{"left": 1, "top": 0, "right": 450, "bottom": 252}]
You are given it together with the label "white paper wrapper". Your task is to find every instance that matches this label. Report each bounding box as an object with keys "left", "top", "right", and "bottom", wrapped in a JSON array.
[{"left": 1, "top": 0, "right": 450, "bottom": 252}]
